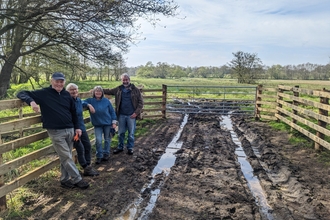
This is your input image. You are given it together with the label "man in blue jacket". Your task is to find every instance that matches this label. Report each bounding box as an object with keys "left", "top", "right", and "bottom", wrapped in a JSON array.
[
  {"left": 17, "top": 72, "right": 89, "bottom": 189},
  {"left": 66, "top": 83, "right": 99, "bottom": 176}
]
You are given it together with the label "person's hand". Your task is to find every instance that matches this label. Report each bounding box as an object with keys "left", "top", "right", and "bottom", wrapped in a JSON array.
[
  {"left": 74, "top": 133, "right": 79, "bottom": 141},
  {"left": 130, "top": 113, "right": 137, "bottom": 118},
  {"left": 75, "top": 129, "right": 82, "bottom": 137},
  {"left": 88, "top": 104, "right": 95, "bottom": 114},
  {"left": 30, "top": 101, "right": 40, "bottom": 113}
]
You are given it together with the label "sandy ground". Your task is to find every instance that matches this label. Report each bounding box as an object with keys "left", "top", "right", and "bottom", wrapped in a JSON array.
[{"left": 1, "top": 113, "right": 330, "bottom": 220}]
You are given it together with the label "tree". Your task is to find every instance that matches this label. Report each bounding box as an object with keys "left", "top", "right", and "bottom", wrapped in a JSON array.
[
  {"left": 267, "top": 64, "right": 283, "bottom": 79},
  {"left": 169, "top": 65, "right": 187, "bottom": 78},
  {"left": 136, "top": 61, "right": 155, "bottom": 78},
  {"left": 228, "top": 51, "right": 263, "bottom": 84},
  {"left": 0, "top": 0, "right": 178, "bottom": 98},
  {"left": 219, "top": 65, "right": 231, "bottom": 78},
  {"left": 154, "top": 62, "right": 170, "bottom": 78}
]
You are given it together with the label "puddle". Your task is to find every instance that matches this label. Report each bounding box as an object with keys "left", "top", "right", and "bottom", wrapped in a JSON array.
[
  {"left": 115, "top": 114, "right": 189, "bottom": 220},
  {"left": 221, "top": 115, "right": 274, "bottom": 220},
  {"left": 117, "top": 114, "right": 272, "bottom": 219}
]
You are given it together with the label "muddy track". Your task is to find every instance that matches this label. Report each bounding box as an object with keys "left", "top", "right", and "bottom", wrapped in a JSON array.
[
  {"left": 149, "top": 114, "right": 260, "bottom": 220},
  {"left": 232, "top": 115, "right": 330, "bottom": 220},
  {"left": 2, "top": 113, "right": 330, "bottom": 220}
]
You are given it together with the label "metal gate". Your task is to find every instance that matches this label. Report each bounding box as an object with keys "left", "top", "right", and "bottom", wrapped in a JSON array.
[{"left": 165, "top": 85, "right": 257, "bottom": 116}]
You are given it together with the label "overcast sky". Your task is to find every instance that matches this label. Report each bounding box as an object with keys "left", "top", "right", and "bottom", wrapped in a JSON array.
[{"left": 124, "top": 0, "right": 330, "bottom": 67}]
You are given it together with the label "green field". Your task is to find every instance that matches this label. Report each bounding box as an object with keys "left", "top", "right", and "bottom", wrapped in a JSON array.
[{"left": 7, "top": 78, "right": 330, "bottom": 98}]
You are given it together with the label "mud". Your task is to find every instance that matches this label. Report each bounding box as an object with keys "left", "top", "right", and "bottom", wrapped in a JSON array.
[{"left": 2, "top": 113, "right": 330, "bottom": 220}]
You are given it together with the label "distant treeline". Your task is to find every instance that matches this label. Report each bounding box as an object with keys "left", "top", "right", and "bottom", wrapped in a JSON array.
[{"left": 127, "top": 61, "right": 330, "bottom": 80}]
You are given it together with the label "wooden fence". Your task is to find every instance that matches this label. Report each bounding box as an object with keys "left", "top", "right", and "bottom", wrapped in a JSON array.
[
  {"left": 256, "top": 84, "right": 330, "bottom": 151},
  {"left": 0, "top": 86, "right": 166, "bottom": 211},
  {"left": 255, "top": 85, "right": 278, "bottom": 121},
  {"left": 1, "top": 83, "right": 330, "bottom": 211}
]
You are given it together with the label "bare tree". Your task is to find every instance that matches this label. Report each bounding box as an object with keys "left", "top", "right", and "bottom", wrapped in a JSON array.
[
  {"left": 228, "top": 51, "right": 263, "bottom": 84},
  {"left": 0, "top": 0, "right": 179, "bottom": 98}
]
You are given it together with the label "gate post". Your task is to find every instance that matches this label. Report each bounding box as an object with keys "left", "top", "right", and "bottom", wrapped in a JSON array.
[
  {"left": 255, "top": 85, "right": 262, "bottom": 121},
  {"left": 162, "top": 84, "right": 167, "bottom": 119},
  {"left": 315, "top": 88, "right": 329, "bottom": 151},
  {"left": 276, "top": 85, "right": 284, "bottom": 122},
  {"left": 0, "top": 154, "right": 7, "bottom": 211},
  {"left": 291, "top": 85, "right": 299, "bottom": 132}
]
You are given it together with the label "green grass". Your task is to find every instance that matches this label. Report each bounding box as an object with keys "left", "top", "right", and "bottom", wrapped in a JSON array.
[
  {"left": 3, "top": 138, "right": 52, "bottom": 162},
  {"left": 267, "top": 119, "right": 330, "bottom": 164},
  {"left": 5, "top": 77, "right": 330, "bottom": 99},
  {"left": 268, "top": 120, "right": 291, "bottom": 131},
  {"left": 0, "top": 116, "right": 160, "bottom": 219},
  {"left": 2, "top": 76, "right": 330, "bottom": 218},
  {"left": 2, "top": 167, "right": 60, "bottom": 219},
  {"left": 3, "top": 188, "right": 37, "bottom": 219},
  {"left": 268, "top": 120, "right": 312, "bottom": 146},
  {"left": 318, "top": 150, "right": 330, "bottom": 165}
]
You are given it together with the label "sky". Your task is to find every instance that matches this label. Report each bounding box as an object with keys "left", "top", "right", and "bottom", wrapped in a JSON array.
[{"left": 124, "top": 0, "right": 330, "bottom": 67}]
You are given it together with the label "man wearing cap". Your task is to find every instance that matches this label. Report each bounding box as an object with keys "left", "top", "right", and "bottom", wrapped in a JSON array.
[{"left": 16, "top": 72, "right": 90, "bottom": 189}]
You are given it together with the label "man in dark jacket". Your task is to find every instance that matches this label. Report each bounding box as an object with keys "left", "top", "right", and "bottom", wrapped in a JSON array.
[
  {"left": 103, "top": 73, "right": 143, "bottom": 155},
  {"left": 66, "top": 83, "right": 99, "bottom": 176},
  {"left": 16, "top": 72, "right": 89, "bottom": 189}
]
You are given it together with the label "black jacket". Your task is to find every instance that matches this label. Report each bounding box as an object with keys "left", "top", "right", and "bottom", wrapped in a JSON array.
[{"left": 17, "top": 86, "right": 79, "bottom": 130}]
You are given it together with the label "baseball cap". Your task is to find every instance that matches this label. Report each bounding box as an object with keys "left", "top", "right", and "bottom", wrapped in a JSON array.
[{"left": 52, "top": 72, "right": 65, "bottom": 80}]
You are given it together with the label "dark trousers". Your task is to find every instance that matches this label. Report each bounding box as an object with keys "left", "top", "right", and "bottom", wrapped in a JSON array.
[{"left": 74, "top": 130, "right": 92, "bottom": 168}]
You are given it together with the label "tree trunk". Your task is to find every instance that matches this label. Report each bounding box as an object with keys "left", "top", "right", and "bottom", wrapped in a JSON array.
[
  {"left": 0, "top": 55, "right": 19, "bottom": 98},
  {"left": 0, "top": 23, "right": 24, "bottom": 98}
]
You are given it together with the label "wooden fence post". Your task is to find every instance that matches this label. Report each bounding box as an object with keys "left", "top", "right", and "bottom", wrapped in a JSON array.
[
  {"left": 255, "top": 85, "right": 262, "bottom": 121},
  {"left": 0, "top": 155, "right": 6, "bottom": 211},
  {"left": 315, "top": 88, "right": 329, "bottom": 151},
  {"left": 291, "top": 85, "right": 299, "bottom": 132},
  {"left": 162, "top": 84, "right": 167, "bottom": 119},
  {"left": 276, "top": 85, "right": 283, "bottom": 122},
  {"left": 140, "top": 87, "right": 144, "bottom": 119},
  {"left": 19, "top": 104, "right": 24, "bottom": 138}
]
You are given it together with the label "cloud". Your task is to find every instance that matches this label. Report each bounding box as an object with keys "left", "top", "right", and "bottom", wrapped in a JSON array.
[{"left": 125, "top": 0, "right": 330, "bottom": 67}]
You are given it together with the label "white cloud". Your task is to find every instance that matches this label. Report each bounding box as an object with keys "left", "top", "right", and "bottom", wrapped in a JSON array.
[{"left": 125, "top": 0, "right": 330, "bottom": 67}]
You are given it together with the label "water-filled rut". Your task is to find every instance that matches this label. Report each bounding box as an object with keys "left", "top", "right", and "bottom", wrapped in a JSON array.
[{"left": 7, "top": 113, "right": 330, "bottom": 220}]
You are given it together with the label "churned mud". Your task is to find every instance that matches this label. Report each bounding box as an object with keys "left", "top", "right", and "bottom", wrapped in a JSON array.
[{"left": 1, "top": 113, "right": 330, "bottom": 220}]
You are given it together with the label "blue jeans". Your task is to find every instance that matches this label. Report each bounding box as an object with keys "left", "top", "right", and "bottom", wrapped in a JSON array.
[
  {"left": 47, "top": 128, "right": 82, "bottom": 184},
  {"left": 118, "top": 114, "right": 136, "bottom": 150},
  {"left": 94, "top": 125, "right": 112, "bottom": 158},
  {"left": 73, "top": 130, "right": 92, "bottom": 168}
]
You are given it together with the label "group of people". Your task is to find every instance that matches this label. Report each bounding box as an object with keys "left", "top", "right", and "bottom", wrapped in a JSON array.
[{"left": 16, "top": 72, "right": 143, "bottom": 190}]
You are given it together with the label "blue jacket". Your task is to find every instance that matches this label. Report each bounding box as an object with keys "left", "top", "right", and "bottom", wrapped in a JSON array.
[
  {"left": 16, "top": 86, "right": 79, "bottom": 130},
  {"left": 74, "top": 97, "right": 86, "bottom": 131},
  {"left": 82, "top": 97, "right": 117, "bottom": 127}
]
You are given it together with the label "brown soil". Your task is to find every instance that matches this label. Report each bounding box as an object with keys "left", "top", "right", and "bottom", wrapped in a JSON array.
[{"left": 2, "top": 113, "right": 330, "bottom": 220}]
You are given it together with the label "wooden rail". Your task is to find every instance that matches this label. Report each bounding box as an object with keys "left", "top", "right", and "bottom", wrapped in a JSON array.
[
  {"left": 0, "top": 86, "right": 167, "bottom": 210},
  {"left": 256, "top": 85, "right": 330, "bottom": 151},
  {"left": 255, "top": 85, "right": 278, "bottom": 121},
  {"left": 277, "top": 85, "right": 330, "bottom": 151},
  {"left": 1, "top": 83, "right": 330, "bottom": 211}
]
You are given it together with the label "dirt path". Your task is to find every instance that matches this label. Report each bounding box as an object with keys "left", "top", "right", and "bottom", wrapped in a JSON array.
[{"left": 2, "top": 113, "right": 330, "bottom": 220}]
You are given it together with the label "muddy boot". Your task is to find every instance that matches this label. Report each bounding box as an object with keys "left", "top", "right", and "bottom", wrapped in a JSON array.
[
  {"left": 83, "top": 165, "right": 99, "bottom": 176},
  {"left": 74, "top": 179, "right": 89, "bottom": 189}
]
